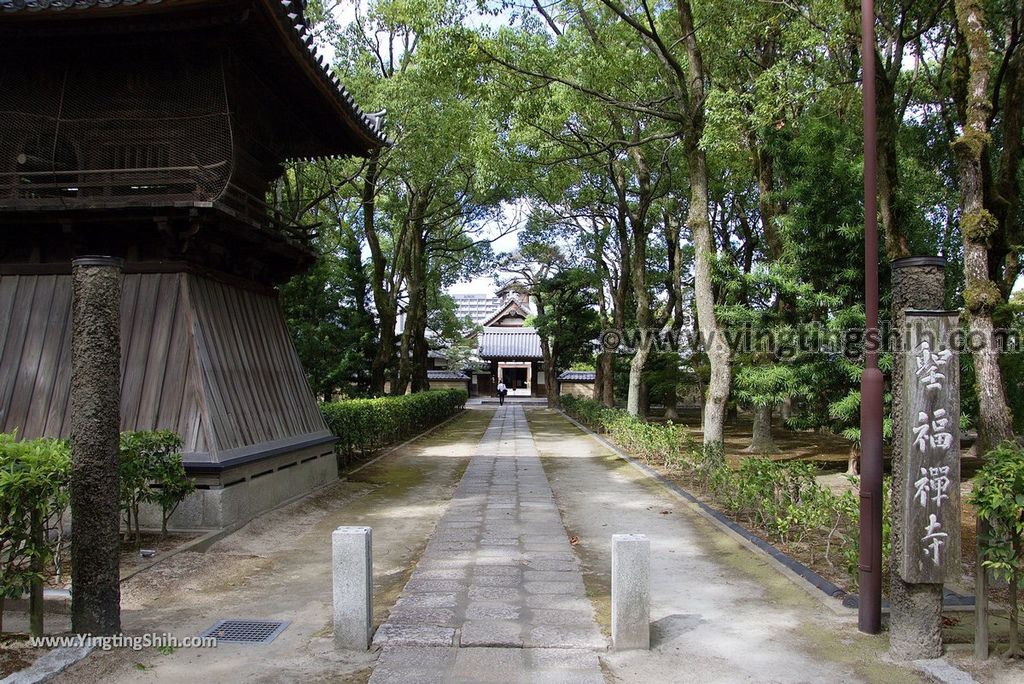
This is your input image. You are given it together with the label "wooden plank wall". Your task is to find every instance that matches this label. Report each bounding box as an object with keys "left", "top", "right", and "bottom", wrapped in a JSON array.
[
  {"left": 0, "top": 273, "right": 207, "bottom": 453},
  {"left": 187, "top": 275, "right": 327, "bottom": 453},
  {"left": 0, "top": 272, "right": 326, "bottom": 461}
]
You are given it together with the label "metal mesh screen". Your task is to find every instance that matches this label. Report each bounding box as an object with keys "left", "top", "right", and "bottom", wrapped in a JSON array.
[{"left": 0, "top": 49, "right": 233, "bottom": 210}]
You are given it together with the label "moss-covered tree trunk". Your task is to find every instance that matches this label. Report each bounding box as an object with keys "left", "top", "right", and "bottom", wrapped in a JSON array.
[
  {"left": 679, "top": 1, "right": 730, "bottom": 447},
  {"left": 954, "top": 0, "right": 1015, "bottom": 453}
]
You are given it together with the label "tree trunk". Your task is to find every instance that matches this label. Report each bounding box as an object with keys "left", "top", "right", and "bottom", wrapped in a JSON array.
[
  {"left": 593, "top": 354, "right": 604, "bottom": 402},
  {"left": 600, "top": 351, "right": 615, "bottom": 407},
  {"left": 847, "top": 443, "right": 860, "bottom": 476},
  {"left": 664, "top": 384, "right": 679, "bottom": 421},
  {"left": 954, "top": 0, "right": 1015, "bottom": 453},
  {"left": 398, "top": 197, "right": 430, "bottom": 395},
  {"left": 677, "top": 0, "right": 730, "bottom": 447},
  {"left": 744, "top": 404, "right": 776, "bottom": 454},
  {"left": 30, "top": 509, "right": 44, "bottom": 637},
  {"left": 626, "top": 333, "right": 651, "bottom": 417},
  {"left": 545, "top": 356, "right": 560, "bottom": 409},
  {"left": 691, "top": 157, "right": 730, "bottom": 446},
  {"left": 639, "top": 376, "right": 650, "bottom": 418},
  {"left": 781, "top": 397, "right": 793, "bottom": 421},
  {"left": 370, "top": 320, "right": 394, "bottom": 395},
  {"left": 875, "top": 56, "right": 912, "bottom": 260}
]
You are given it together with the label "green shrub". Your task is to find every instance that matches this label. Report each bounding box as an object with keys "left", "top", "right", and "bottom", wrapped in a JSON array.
[
  {"left": 969, "top": 441, "right": 1024, "bottom": 655},
  {"left": 144, "top": 439, "right": 195, "bottom": 536},
  {"left": 0, "top": 430, "right": 192, "bottom": 633},
  {"left": 119, "top": 431, "right": 193, "bottom": 541},
  {"left": 0, "top": 433, "right": 70, "bottom": 634},
  {"left": 321, "top": 389, "right": 468, "bottom": 458}
]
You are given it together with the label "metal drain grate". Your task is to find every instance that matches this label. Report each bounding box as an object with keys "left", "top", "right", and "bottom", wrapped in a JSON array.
[{"left": 199, "top": 619, "right": 290, "bottom": 644}]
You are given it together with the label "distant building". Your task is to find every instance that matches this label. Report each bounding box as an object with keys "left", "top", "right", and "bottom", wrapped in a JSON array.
[
  {"left": 450, "top": 293, "right": 504, "bottom": 326},
  {"left": 432, "top": 283, "right": 547, "bottom": 397}
]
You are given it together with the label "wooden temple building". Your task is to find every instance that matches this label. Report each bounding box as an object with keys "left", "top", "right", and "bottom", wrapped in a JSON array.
[
  {"left": 428, "top": 288, "right": 551, "bottom": 398},
  {"left": 0, "top": 0, "right": 386, "bottom": 527}
]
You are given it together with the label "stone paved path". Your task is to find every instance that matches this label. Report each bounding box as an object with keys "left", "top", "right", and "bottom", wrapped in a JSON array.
[{"left": 369, "top": 406, "right": 605, "bottom": 683}]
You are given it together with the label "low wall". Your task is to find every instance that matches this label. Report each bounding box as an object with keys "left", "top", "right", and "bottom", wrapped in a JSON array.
[
  {"left": 137, "top": 443, "right": 337, "bottom": 530},
  {"left": 430, "top": 380, "right": 471, "bottom": 392},
  {"left": 559, "top": 382, "right": 594, "bottom": 398}
]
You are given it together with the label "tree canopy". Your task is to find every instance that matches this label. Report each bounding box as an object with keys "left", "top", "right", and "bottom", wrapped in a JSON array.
[{"left": 279, "top": 0, "right": 1024, "bottom": 458}]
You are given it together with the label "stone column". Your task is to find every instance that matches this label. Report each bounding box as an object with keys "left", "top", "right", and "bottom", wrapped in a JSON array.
[
  {"left": 70, "top": 256, "right": 123, "bottom": 636},
  {"left": 889, "top": 256, "right": 945, "bottom": 659}
]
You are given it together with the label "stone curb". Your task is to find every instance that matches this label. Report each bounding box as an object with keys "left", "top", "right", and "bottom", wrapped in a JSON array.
[{"left": 0, "top": 646, "right": 94, "bottom": 684}]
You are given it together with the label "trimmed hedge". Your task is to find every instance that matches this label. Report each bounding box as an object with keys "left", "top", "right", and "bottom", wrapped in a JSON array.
[
  {"left": 561, "top": 395, "right": 890, "bottom": 588},
  {"left": 321, "top": 389, "right": 468, "bottom": 457}
]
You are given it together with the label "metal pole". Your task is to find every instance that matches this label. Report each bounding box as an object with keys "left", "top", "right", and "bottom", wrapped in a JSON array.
[{"left": 858, "top": 0, "right": 884, "bottom": 635}]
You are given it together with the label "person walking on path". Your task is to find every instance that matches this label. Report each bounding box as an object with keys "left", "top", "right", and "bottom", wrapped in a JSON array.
[{"left": 496, "top": 380, "right": 507, "bottom": 405}]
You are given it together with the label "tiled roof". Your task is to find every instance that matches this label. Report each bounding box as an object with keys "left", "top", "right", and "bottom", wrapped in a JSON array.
[
  {"left": 427, "top": 370, "right": 469, "bottom": 381},
  {"left": 558, "top": 370, "right": 596, "bottom": 382},
  {"left": 0, "top": 0, "right": 388, "bottom": 150},
  {"left": 481, "top": 300, "right": 531, "bottom": 328},
  {"left": 478, "top": 328, "right": 543, "bottom": 360}
]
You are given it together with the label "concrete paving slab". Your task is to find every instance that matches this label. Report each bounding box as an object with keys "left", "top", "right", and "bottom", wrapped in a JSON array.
[{"left": 371, "top": 406, "right": 605, "bottom": 683}]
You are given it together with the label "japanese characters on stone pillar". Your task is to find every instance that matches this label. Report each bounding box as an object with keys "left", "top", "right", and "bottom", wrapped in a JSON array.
[{"left": 900, "top": 311, "right": 960, "bottom": 584}]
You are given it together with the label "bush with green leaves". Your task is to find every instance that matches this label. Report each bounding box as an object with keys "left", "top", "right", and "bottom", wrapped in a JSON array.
[
  {"left": 969, "top": 441, "right": 1024, "bottom": 656},
  {"left": 321, "top": 389, "right": 468, "bottom": 458},
  {"left": 119, "top": 430, "right": 194, "bottom": 541},
  {"left": 562, "top": 395, "right": 889, "bottom": 587},
  {"left": 0, "top": 433, "right": 70, "bottom": 634}
]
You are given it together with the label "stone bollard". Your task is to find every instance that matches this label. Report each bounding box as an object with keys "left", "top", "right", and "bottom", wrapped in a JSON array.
[
  {"left": 612, "top": 533, "right": 650, "bottom": 650},
  {"left": 333, "top": 526, "right": 373, "bottom": 650}
]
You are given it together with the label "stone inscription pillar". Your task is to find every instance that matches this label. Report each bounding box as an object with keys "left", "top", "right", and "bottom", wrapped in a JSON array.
[{"left": 889, "top": 256, "right": 954, "bottom": 659}]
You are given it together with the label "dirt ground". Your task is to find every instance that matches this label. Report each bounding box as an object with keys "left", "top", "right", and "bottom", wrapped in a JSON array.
[
  {"left": 0, "top": 635, "right": 45, "bottom": 679},
  {"left": 35, "top": 409, "right": 494, "bottom": 684}
]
